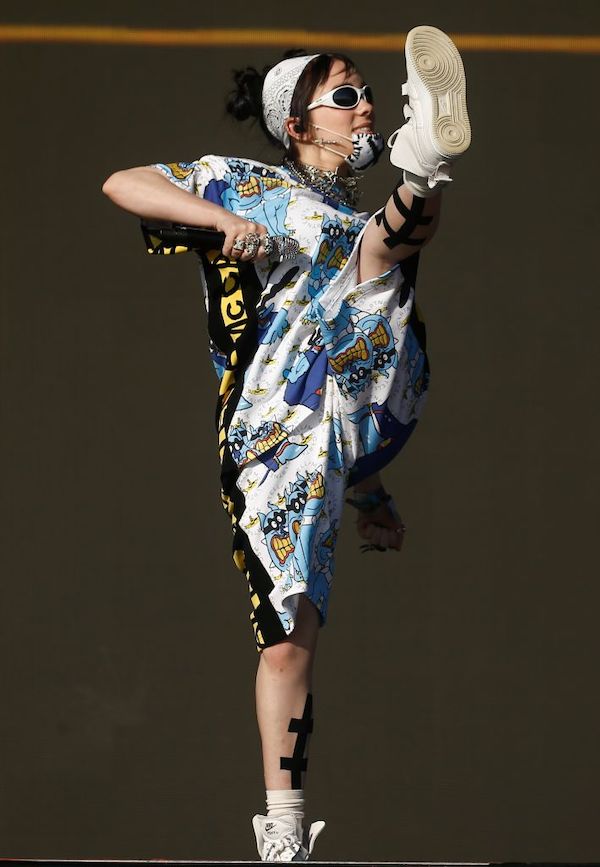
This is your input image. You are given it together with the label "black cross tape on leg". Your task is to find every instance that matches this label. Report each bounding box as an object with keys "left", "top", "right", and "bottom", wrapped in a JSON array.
[
  {"left": 375, "top": 185, "right": 433, "bottom": 249},
  {"left": 280, "top": 693, "right": 314, "bottom": 789}
]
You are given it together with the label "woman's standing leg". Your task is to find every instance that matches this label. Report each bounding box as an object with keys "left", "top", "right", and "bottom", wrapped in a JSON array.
[
  {"left": 256, "top": 595, "right": 321, "bottom": 791},
  {"left": 252, "top": 596, "right": 325, "bottom": 860}
]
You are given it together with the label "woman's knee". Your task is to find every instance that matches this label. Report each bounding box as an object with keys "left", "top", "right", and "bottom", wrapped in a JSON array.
[
  {"left": 260, "top": 597, "right": 320, "bottom": 672},
  {"left": 261, "top": 639, "right": 310, "bottom": 674}
]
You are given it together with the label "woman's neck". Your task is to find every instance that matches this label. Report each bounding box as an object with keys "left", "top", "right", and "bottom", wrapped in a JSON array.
[
  {"left": 292, "top": 143, "right": 350, "bottom": 177},
  {"left": 282, "top": 155, "right": 361, "bottom": 208}
]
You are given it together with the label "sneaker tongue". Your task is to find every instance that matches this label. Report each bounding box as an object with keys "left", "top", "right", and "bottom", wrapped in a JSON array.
[{"left": 263, "top": 815, "right": 296, "bottom": 838}]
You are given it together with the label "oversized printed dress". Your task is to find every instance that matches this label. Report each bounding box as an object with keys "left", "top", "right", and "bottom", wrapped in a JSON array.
[{"left": 151, "top": 154, "right": 430, "bottom": 652}]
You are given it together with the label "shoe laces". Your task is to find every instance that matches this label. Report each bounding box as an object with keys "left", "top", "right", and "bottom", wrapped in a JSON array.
[
  {"left": 264, "top": 832, "right": 303, "bottom": 861},
  {"left": 387, "top": 104, "right": 414, "bottom": 148}
]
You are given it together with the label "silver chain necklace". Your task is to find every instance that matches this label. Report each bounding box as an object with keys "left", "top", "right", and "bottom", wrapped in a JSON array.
[{"left": 282, "top": 157, "right": 361, "bottom": 208}]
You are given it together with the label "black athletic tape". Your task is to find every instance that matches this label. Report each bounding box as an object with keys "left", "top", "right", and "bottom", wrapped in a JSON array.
[
  {"left": 279, "top": 693, "right": 314, "bottom": 789},
  {"left": 374, "top": 187, "right": 433, "bottom": 249}
]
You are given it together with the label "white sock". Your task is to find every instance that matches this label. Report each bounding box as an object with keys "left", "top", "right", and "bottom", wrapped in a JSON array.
[
  {"left": 266, "top": 788, "right": 305, "bottom": 819},
  {"left": 403, "top": 168, "right": 448, "bottom": 199}
]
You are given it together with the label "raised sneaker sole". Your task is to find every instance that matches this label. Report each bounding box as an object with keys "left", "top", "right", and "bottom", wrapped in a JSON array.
[{"left": 392, "top": 25, "right": 471, "bottom": 168}]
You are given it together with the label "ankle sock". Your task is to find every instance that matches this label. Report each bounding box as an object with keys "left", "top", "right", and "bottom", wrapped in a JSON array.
[
  {"left": 403, "top": 169, "right": 447, "bottom": 199},
  {"left": 266, "top": 788, "right": 305, "bottom": 819}
]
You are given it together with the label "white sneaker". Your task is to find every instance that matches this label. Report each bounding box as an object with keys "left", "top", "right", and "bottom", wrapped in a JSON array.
[
  {"left": 252, "top": 813, "right": 326, "bottom": 862},
  {"left": 388, "top": 25, "right": 471, "bottom": 191}
]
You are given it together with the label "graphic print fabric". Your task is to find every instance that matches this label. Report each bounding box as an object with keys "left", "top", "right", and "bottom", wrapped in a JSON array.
[{"left": 152, "top": 155, "right": 430, "bottom": 652}]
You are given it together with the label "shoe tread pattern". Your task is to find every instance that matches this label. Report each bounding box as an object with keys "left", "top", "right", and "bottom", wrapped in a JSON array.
[{"left": 405, "top": 25, "right": 471, "bottom": 157}]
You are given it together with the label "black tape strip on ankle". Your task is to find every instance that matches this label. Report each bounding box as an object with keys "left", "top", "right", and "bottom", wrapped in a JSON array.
[
  {"left": 279, "top": 692, "right": 314, "bottom": 789},
  {"left": 375, "top": 187, "right": 433, "bottom": 249}
]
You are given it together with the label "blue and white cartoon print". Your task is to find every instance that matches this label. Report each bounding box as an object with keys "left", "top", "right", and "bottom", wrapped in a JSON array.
[
  {"left": 220, "top": 160, "right": 293, "bottom": 236},
  {"left": 228, "top": 419, "right": 307, "bottom": 477}
]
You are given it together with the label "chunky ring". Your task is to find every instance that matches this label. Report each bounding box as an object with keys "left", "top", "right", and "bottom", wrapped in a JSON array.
[
  {"left": 232, "top": 237, "right": 246, "bottom": 252},
  {"left": 261, "top": 234, "right": 275, "bottom": 256},
  {"left": 243, "top": 231, "right": 260, "bottom": 257},
  {"left": 274, "top": 235, "right": 300, "bottom": 261}
]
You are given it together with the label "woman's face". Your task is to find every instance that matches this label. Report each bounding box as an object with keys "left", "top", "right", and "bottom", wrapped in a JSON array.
[{"left": 306, "top": 58, "right": 376, "bottom": 153}]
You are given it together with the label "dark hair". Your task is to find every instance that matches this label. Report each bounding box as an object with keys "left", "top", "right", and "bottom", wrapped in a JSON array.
[{"left": 225, "top": 49, "right": 358, "bottom": 158}]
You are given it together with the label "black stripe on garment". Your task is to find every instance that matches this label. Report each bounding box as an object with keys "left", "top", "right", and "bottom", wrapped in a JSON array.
[{"left": 199, "top": 251, "right": 289, "bottom": 650}]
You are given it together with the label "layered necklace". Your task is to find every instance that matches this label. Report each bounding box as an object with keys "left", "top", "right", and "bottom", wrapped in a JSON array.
[{"left": 282, "top": 157, "right": 361, "bottom": 209}]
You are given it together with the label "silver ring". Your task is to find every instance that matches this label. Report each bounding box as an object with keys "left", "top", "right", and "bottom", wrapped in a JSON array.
[
  {"left": 261, "top": 235, "right": 274, "bottom": 256},
  {"left": 232, "top": 237, "right": 245, "bottom": 252},
  {"left": 243, "top": 232, "right": 260, "bottom": 257},
  {"left": 275, "top": 235, "right": 300, "bottom": 261}
]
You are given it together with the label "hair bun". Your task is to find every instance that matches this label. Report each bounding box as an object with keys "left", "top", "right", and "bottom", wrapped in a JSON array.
[
  {"left": 224, "top": 50, "right": 317, "bottom": 149},
  {"left": 226, "top": 66, "right": 265, "bottom": 121}
]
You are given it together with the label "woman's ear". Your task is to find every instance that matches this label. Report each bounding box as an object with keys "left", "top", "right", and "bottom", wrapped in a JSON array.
[{"left": 285, "top": 117, "right": 304, "bottom": 141}]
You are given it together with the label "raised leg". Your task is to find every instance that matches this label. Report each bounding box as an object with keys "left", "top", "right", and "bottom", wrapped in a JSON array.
[
  {"left": 358, "top": 182, "right": 442, "bottom": 282},
  {"left": 358, "top": 23, "right": 470, "bottom": 284}
]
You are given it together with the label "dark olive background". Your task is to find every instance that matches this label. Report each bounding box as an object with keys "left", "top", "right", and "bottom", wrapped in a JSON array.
[{"left": 1, "top": 1, "right": 599, "bottom": 862}]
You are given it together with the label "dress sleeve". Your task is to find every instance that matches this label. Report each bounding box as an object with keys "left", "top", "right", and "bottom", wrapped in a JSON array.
[{"left": 149, "top": 154, "right": 230, "bottom": 199}]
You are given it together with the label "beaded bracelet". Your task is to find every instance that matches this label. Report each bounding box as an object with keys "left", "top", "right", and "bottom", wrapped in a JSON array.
[
  {"left": 345, "top": 486, "right": 391, "bottom": 514},
  {"left": 345, "top": 486, "right": 405, "bottom": 553}
]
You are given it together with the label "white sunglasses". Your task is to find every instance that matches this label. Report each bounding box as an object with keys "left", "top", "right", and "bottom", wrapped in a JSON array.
[{"left": 307, "top": 84, "right": 374, "bottom": 111}]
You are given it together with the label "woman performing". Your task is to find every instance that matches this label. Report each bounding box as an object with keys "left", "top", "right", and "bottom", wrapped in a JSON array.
[{"left": 102, "top": 25, "right": 470, "bottom": 862}]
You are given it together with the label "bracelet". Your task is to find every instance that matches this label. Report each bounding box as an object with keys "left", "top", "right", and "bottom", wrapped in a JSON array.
[
  {"left": 346, "top": 486, "right": 407, "bottom": 554},
  {"left": 345, "top": 486, "right": 391, "bottom": 513}
]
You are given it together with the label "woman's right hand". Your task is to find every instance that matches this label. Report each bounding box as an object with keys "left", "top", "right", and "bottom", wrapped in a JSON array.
[
  {"left": 214, "top": 212, "right": 270, "bottom": 262},
  {"left": 355, "top": 500, "right": 405, "bottom": 552}
]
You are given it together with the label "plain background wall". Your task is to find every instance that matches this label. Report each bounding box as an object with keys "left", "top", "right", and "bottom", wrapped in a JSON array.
[{"left": 1, "top": 1, "right": 599, "bottom": 861}]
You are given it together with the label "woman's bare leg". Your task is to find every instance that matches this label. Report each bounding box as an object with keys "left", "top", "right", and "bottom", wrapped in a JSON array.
[
  {"left": 255, "top": 595, "right": 321, "bottom": 790},
  {"left": 359, "top": 183, "right": 442, "bottom": 283}
]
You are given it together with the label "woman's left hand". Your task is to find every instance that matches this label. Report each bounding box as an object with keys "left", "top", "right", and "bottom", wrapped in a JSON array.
[{"left": 355, "top": 499, "right": 405, "bottom": 552}]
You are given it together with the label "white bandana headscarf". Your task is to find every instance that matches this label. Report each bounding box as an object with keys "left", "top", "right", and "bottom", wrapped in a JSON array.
[{"left": 262, "top": 55, "right": 320, "bottom": 148}]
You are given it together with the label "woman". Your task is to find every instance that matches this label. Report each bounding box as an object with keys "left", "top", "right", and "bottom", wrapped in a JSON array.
[{"left": 103, "top": 25, "right": 470, "bottom": 862}]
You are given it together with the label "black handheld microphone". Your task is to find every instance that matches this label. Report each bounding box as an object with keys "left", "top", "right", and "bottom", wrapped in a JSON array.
[
  {"left": 141, "top": 221, "right": 300, "bottom": 260},
  {"left": 141, "top": 221, "right": 225, "bottom": 255}
]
